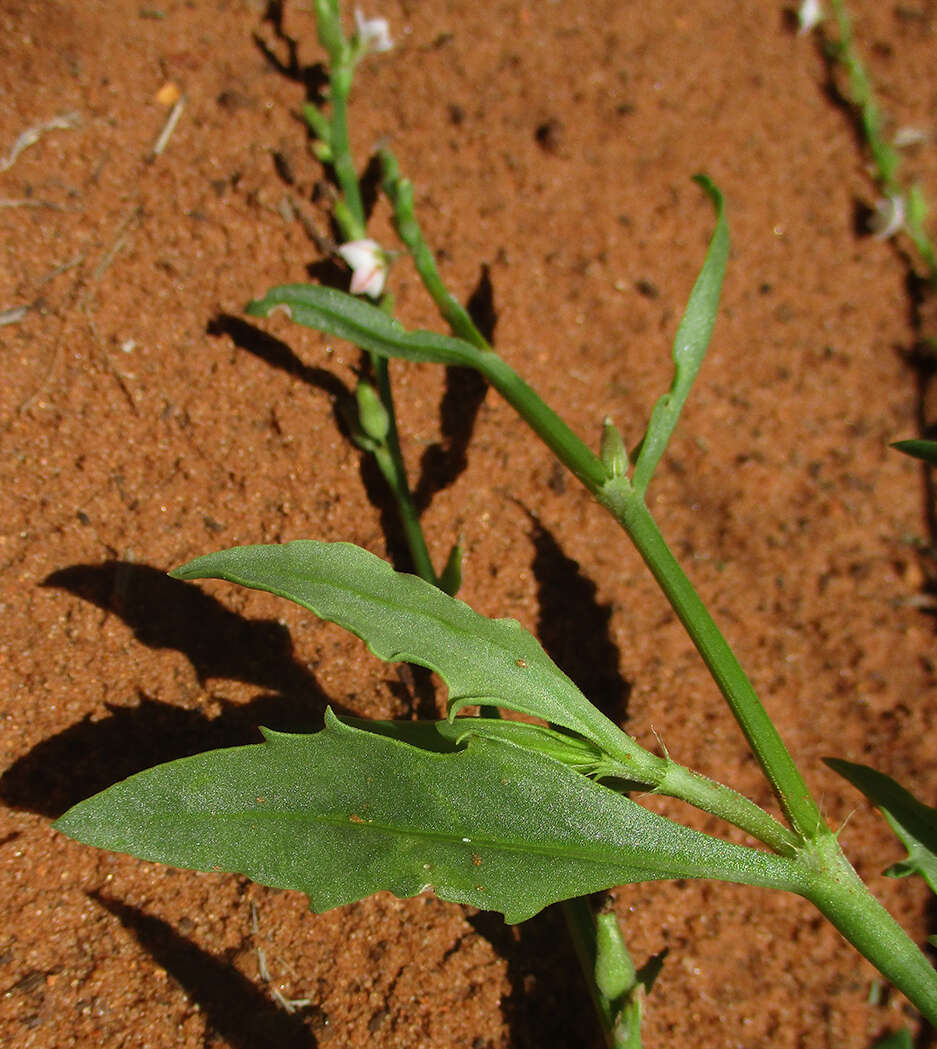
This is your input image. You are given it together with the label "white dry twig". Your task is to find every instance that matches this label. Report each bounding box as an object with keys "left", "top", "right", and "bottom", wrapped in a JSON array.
[
  {"left": 0, "top": 112, "right": 81, "bottom": 174},
  {"left": 0, "top": 198, "right": 62, "bottom": 210},
  {"left": 150, "top": 97, "right": 185, "bottom": 159},
  {"left": 0, "top": 305, "right": 29, "bottom": 326}
]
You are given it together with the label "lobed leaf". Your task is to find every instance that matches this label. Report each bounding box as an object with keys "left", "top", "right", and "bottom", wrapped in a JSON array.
[
  {"left": 169, "top": 540, "right": 636, "bottom": 760},
  {"left": 826, "top": 758, "right": 937, "bottom": 894},
  {"left": 56, "top": 713, "right": 803, "bottom": 923}
]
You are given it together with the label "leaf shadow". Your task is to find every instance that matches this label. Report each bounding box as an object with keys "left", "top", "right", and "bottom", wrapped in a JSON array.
[
  {"left": 460, "top": 517, "right": 632, "bottom": 1047},
  {"left": 466, "top": 906, "right": 592, "bottom": 1049},
  {"left": 0, "top": 563, "right": 346, "bottom": 818},
  {"left": 207, "top": 314, "right": 351, "bottom": 405},
  {"left": 41, "top": 562, "right": 322, "bottom": 695},
  {"left": 1, "top": 690, "right": 330, "bottom": 820},
  {"left": 526, "top": 513, "right": 632, "bottom": 726},
  {"left": 91, "top": 893, "right": 322, "bottom": 1049}
]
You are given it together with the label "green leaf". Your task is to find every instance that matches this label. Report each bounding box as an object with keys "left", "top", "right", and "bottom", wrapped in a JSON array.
[
  {"left": 245, "top": 287, "right": 609, "bottom": 492},
  {"left": 631, "top": 176, "right": 729, "bottom": 498},
  {"left": 892, "top": 438, "right": 937, "bottom": 466},
  {"left": 348, "top": 715, "right": 638, "bottom": 781},
  {"left": 438, "top": 540, "right": 462, "bottom": 597},
  {"left": 170, "top": 540, "right": 645, "bottom": 766},
  {"left": 825, "top": 758, "right": 937, "bottom": 894},
  {"left": 247, "top": 284, "right": 484, "bottom": 369},
  {"left": 869, "top": 1031, "right": 912, "bottom": 1049},
  {"left": 56, "top": 713, "right": 803, "bottom": 923}
]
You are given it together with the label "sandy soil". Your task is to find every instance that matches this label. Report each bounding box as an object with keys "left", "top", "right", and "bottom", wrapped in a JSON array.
[{"left": 3, "top": 1, "right": 937, "bottom": 1046}]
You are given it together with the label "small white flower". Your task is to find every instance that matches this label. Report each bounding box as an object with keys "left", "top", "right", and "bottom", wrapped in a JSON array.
[
  {"left": 869, "top": 194, "right": 905, "bottom": 240},
  {"left": 797, "top": 0, "right": 824, "bottom": 34},
  {"left": 354, "top": 9, "right": 393, "bottom": 54},
  {"left": 894, "top": 126, "right": 929, "bottom": 149},
  {"left": 338, "top": 239, "right": 388, "bottom": 298}
]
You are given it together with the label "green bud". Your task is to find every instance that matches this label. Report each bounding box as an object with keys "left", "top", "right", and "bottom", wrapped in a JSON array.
[
  {"left": 435, "top": 719, "right": 606, "bottom": 773},
  {"left": 356, "top": 381, "right": 391, "bottom": 444},
  {"left": 600, "top": 417, "right": 629, "bottom": 478},
  {"left": 311, "top": 140, "right": 334, "bottom": 163},
  {"left": 302, "top": 103, "right": 332, "bottom": 141},
  {"left": 439, "top": 541, "right": 463, "bottom": 596},
  {"left": 595, "top": 910, "right": 636, "bottom": 1001},
  {"left": 314, "top": 0, "right": 345, "bottom": 59}
]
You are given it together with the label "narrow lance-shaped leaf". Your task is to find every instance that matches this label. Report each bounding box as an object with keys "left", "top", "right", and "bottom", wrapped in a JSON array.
[
  {"left": 56, "top": 713, "right": 805, "bottom": 924},
  {"left": 893, "top": 439, "right": 937, "bottom": 467},
  {"left": 631, "top": 176, "right": 729, "bottom": 498},
  {"left": 170, "top": 540, "right": 649, "bottom": 769},
  {"left": 347, "top": 715, "right": 637, "bottom": 781},
  {"left": 245, "top": 287, "right": 608, "bottom": 492},
  {"left": 247, "top": 284, "right": 485, "bottom": 368},
  {"left": 826, "top": 757, "right": 937, "bottom": 894}
]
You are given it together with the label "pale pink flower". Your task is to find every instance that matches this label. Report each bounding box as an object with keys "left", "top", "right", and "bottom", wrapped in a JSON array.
[
  {"left": 338, "top": 239, "right": 388, "bottom": 298},
  {"left": 797, "top": 0, "right": 824, "bottom": 34},
  {"left": 869, "top": 194, "right": 905, "bottom": 240},
  {"left": 354, "top": 9, "right": 393, "bottom": 54}
]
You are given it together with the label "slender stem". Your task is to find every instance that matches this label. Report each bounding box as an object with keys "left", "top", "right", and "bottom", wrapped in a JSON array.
[
  {"left": 439, "top": 341, "right": 812, "bottom": 842},
  {"left": 804, "top": 837, "right": 937, "bottom": 1026},
  {"left": 380, "top": 147, "right": 490, "bottom": 350},
  {"left": 474, "top": 353, "right": 608, "bottom": 491},
  {"left": 600, "top": 487, "right": 822, "bottom": 841},
  {"left": 370, "top": 358, "right": 438, "bottom": 584},
  {"left": 317, "top": 30, "right": 440, "bottom": 584},
  {"left": 326, "top": 81, "right": 366, "bottom": 239},
  {"left": 656, "top": 763, "right": 799, "bottom": 855},
  {"left": 451, "top": 350, "right": 799, "bottom": 851},
  {"left": 562, "top": 898, "right": 619, "bottom": 1049}
]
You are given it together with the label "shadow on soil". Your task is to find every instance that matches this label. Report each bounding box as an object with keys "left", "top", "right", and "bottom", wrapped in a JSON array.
[
  {"left": 527, "top": 514, "right": 632, "bottom": 727},
  {"left": 458, "top": 518, "right": 632, "bottom": 1047},
  {"left": 1, "top": 562, "right": 341, "bottom": 818},
  {"left": 22, "top": 14, "right": 628, "bottom": 1036},
  {"left": 92, "top": 893, "right": 323, "bottom": 1049}
]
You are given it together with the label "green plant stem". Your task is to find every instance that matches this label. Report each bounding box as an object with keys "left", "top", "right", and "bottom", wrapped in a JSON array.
[
  {"left": 380, "top": 147, "right": 490, "bottom": 350},
  {"left": 370, "top": 359, "right": 438, "bottom": 585},
  {"left": 402, "top": 348, "right": 797, "bottom": 852},
  {"left": 805, "top": 837, "right": 937, "bottom": 1026},
  {"left": 456, "top": 346, "right": 813, "bottom": 841},
  {"left": 563, "top": 898, "right": 624, "bottom": 1049},
  {"left": 326, "top": 85, "right": 366, "bottom": 240},
  {"left": 602, "top": 485, "right": 822, "bottom": 843},
  {"left": 314, "top": 14, "right": 440, "bottom": 584}
]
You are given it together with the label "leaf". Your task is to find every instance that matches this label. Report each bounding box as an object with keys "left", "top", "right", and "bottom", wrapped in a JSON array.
[
  {"left": 170, "top": 540, "right": 642, "bottom": 765},
  {"left": 56, "top": 712, "right": 803, "bottom": 923},
  {"left": 348, "top": 715, "right": 639, "bottom": 782},
  {"left": 245, "top": 287, "right": 609, "bottom": 492},
  {"left": 892, "top": 439, "right": 937, "bottom": 467},
  {"left": 825, "top": 758, "right": 937, "bottom": 894},
  {"left": 869, "top": 1031, "right": 912, "bottom": 1049},
  {"left": 631, "top": 176, "right": 729, "bottom": 498},
  {"left": 247, "top": 284, "right": 485, "bottom": 369}
]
